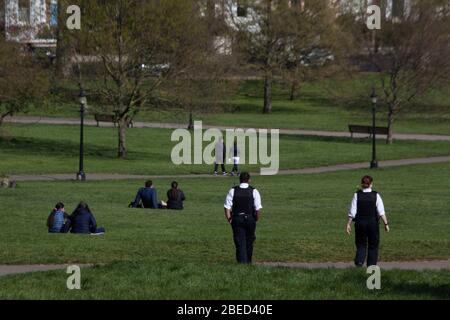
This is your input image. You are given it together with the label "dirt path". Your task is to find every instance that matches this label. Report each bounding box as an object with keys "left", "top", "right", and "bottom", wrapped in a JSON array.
[
  {"left": 258, "top": 260, "right": 450, "bottom": 270},
  {"left": 5, "top": 116, "right": 450, "bottom": 142},
  {"left": 0, "top": 264, "right": 93, "bottom": 277},
  {"left": 9, "top": 155, "right": 450, "bottom": 182},
  {"left": 2, "top": 260, "right": 449, "bottom": 277}
]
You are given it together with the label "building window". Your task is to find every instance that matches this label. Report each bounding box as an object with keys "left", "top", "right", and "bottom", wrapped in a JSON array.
[
  {"left": 50, "top": 1, "right": 58, "bottom": 26},
  {"left": 392, "top": 0, "right": 405, "bottom": 19},
  {"left": 237, "top": 3, "right": 247, "bottom": 17},
  {"left": 18, "top": 0, "right": 30, "bottom": 25}
]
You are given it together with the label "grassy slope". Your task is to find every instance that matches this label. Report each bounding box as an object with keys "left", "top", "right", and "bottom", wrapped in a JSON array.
[
  {"left": 2, "top": 123, "right": 450, "bottom": 175},
  {"left": 0, "top": 163, "right": 449, "bottom": 299}
]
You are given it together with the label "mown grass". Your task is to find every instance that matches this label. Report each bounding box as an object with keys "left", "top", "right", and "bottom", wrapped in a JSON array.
[
  {"left": 0, "top": 163, "right": 449, "bottom": 299},
  {"left": 24, "top": 77, "right": 450, "bottom": 135},
  {"left": 2, "top": 123, "right": 450, "bottom": 175},
  {"left": 1, "top": 263, "right": 449, "bottom": 299}
]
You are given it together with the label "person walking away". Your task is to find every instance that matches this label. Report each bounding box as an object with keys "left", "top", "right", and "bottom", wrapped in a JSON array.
[
  {"left": 214, "top": 138, "right": 227, "bottom": 176},
  {"left": 224, "top": 172, "right": 262, "bottom": 264},
  {"left": 346, "top": 175, "right": 389, "bottom": 267},
  {"left": 229, "top": 140, "right": 240, "bottom": 176}
]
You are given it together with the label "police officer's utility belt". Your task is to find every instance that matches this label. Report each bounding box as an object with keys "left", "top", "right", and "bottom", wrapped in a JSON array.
[{"left": 233, "top": 212, "right": 253, "bottom": 217}]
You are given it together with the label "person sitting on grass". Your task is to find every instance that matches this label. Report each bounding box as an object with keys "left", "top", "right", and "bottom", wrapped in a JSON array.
[
  {"left": 69, "top": 202, "right": 105, "bottom": 235},
  {"left": 131, "top": 180, "right": 159, "bottom": 209},
  {"left": 47, "top": 202, "right": 70, "bottom": 233},
  {"left": 166, "top": 181, "right": 185, "bottom": 210},
  {"left": 131, "top": 180, "right": 166, "bottom": 209}
]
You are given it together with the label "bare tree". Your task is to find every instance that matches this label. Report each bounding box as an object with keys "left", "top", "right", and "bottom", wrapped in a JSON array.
[
  {"left": 227, "top": 0, "right": 339, "bottom": 113},
  {"left": 344, "top": 0, "right": 450, "bottom": 143},
  {"left": 69, "top": 0, "right": 214, "bottom": 158},
  {"left": 0, "top": 38, "right": 49, "bottom": 127},
  {"left": 54, "top": 0, "right": 70, "bottom": 79}
]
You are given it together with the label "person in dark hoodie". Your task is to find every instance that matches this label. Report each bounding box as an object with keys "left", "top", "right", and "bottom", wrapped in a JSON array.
[
  {"left": 69, "top": 202, "right": 105, "bottom": 234},
  {"left": 166, "top": 181, "right": 185, "bottom": 210}
]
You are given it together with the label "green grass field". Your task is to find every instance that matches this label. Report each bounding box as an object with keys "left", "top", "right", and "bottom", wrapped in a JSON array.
[
  {"left": 2, "top": 123, "right": 450, "bottom": 176},
  {"left": 25, "top": 78, "right": 450, "bottom": 135},
  {"left": 0, "top": 164, "right": 449, "bottom": 299},
  {"left": 2, "top": 75, "right": 449, "bottom": 299}
]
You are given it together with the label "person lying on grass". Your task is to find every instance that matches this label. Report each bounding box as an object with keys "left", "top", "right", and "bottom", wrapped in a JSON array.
[
  {"left": 68, "top": 202, "right": 105, "bottom": 235},
  {"left": 47, "top": 202, "right": 70, "bottom": 233}
]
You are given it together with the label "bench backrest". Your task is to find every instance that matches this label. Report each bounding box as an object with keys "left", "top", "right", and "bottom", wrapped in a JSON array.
[
  {"left": 349, "top": 125, "right": 388, "bottom": 135},
  {"left": 95, "top": 114, "right": 116, "bottom": 122}
]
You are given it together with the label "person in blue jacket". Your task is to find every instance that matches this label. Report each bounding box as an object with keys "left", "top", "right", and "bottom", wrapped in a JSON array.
[
  {"left": 131, "top": 180, "right": 160, "bottom": 209},
  {"left": 47, "top": 202, "right": 70, "bottom": 233},
  {"left": 69, "top": 202, "right": 105, "bottom": 234}
]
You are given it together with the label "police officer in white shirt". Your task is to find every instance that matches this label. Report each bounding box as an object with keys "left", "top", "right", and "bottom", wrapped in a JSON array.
[
  {"left": 346, "top": 175, "right": 390, "bottom": 267},
  {"left": 224, "top": 172, "right": 262, "bottom": 264}
]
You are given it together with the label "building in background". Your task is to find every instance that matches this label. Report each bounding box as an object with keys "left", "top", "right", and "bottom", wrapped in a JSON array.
[{"left": 1, "top": 0, "right": 57, "bottom": 47}]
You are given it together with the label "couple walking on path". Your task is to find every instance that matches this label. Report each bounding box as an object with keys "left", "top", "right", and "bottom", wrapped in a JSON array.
[{"left": 214, "top": 139, "right": 241, "bottom": 176}]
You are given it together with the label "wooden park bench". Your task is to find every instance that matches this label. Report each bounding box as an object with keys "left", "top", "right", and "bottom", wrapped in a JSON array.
[
  {"left": 94, "top": 114, "right": 134, "bottom": 128},
  {"left": 348, "top": 124, "right": 389, "bottom": 139}
]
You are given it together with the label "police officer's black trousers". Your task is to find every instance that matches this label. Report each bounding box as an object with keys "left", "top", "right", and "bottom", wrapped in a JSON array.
[
  {"left": 231, "top": 214, "right": 256, "bottom": 264},
  {"left": 354, "top": 218, "right": 380, "bottom": 266},
  {"left": 214, "top": 163, "right": 226, "bottom": 173}
]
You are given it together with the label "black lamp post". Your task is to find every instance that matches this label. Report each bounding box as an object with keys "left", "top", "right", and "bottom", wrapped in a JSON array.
[
  {"left": 370, "top": 88, "right": 378, "bottom": 169},
  {"left": 77, "top": 89, "right": 87, "bottom": 181},
  {"left": 188, "top": 111, "right": 194, "bottom": 130}
]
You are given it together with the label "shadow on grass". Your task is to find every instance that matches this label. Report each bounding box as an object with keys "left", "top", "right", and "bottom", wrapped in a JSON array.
[
  {"left": 279, "top": 133, "right": 374, "bottom": 145},
  {"left": 388, "top": 282, "right": 450, "bottom": 299},
  {"left": 0, "top": 136, "right": 150, "bottom": 160}
]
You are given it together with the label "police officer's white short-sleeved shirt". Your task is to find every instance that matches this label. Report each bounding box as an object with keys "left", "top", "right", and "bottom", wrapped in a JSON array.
[
  {"left": 224, "top": 183, "right": 262, "bottom": 211},
  {"left": 348, "top": 188, "right": 385, "bottom": 219}
]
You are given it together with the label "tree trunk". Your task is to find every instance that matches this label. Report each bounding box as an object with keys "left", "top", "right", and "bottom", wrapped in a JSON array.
[
  {"left": 289, "top": 81, "right": 300, "bottom": 101},
  {"left": 0, "top": 112, "right": 12, "bottom": 128},
  {"left": 263, "top": 71, "right": 272, "bottom": 114},
  {"left": 386, "top": 107, "right": 395, "bottom": 144},
  {"left": 118, "top": 119, "right": 128, "bottom": 158},
  {"left": 55, "top": 0, "right": 68, "bottom": 79}
]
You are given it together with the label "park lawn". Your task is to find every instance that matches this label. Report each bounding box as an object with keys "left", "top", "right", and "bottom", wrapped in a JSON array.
[
  {"left": 0, "top": 263, "right": 449, "bottom": 299},
  {"left": 2, "top": 123, "right": 450, "bottom": 175},
  {"left": 23, "top": 78, "right": 450, "bottom": 135},
  {"left": 197, "top": 79, "right": 450, "bottom": 135},
  {"left": 0, "top": 163, "right": 449, "bottom": 299},
  {"left": 2, "top": 163, "right": 450, "bottom": 265}
]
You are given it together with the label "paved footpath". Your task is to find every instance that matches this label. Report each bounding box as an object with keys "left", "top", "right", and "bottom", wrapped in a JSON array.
[
  {"left": 0, "top": 264, "right": 93, "bottom": 277},
  {"left": 258, "top": 260, "right": 450, "bottom": 271},
  {"left": 5, "top": 116, "right": 450, "bottom": 141},
  {"left": 9, "top": 155, "right": 450, "bottom": 182}
]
